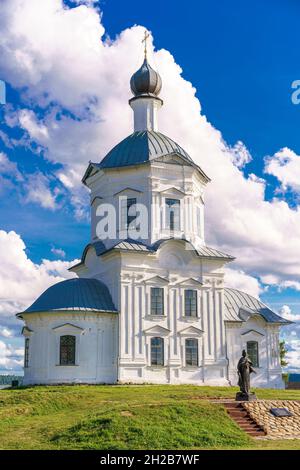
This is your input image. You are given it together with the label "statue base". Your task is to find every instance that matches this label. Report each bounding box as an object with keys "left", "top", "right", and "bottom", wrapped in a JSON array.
[{"left": 235, "top": 392, "right": 257, "bottom": 402}]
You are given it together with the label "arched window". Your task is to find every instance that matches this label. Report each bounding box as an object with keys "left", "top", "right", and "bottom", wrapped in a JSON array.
[
  {"left": 24, "top": 338, "right": 30, "bottom": 368},
  {"left": 247, "top": 341, "right": 259, "bottom": 367},
  {"left": 151, "top": 337, "right": 164, "bottom": 366},
  {"left": 60, "top": 335, "right": 76, "bottom": 365},
  {"left": 185, "top": 338, "right": 198, "bottom": 366}
]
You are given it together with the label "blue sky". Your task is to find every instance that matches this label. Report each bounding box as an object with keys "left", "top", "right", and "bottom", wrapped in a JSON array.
[{"left": 0, "top": 0, "right": 300, "bottom": 373}]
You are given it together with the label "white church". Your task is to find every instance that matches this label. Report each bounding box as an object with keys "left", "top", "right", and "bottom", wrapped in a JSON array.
[{"left": 17, "top": 47, "right": 289, "bottom": 388}]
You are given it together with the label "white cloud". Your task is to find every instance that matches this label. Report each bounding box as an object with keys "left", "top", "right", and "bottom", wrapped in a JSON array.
[
  {"left": 279, "top": 305, "right": 300, "bottom": 371},
  {"left": 279, "top": 280, "right": 300, "bottom": 292},
  {"left": 69, "top": 0, "right": 98, "bottom": 5},
  {"left": 0, "top": 152, "right": 24, "bottom": 185},
  {"left": 265, "top": 147, "right": 300, "bottom": 192},
  {"left": 224, "top": 267, "right": 262, "bottom": 298},
  {"left": 228, "top": 140, "right": 252, "bottom": 169},
  {"left": 0, "top": 1, "right": 300, "bottom": 298},
  {"left": 0, "top": 327, "right": 14, "bottom": 338},
  {"left": 0, "top": 230, "right": 78, "bottom": 328},
  {"left": 23, "top": 172, "right": 58, "bottom": 209},
  {"left": 51, "top": 246, "right": 66, "bottom": 258},
  {"left": 0, "top": 340, "right": 23, "bottom": 371},
  {"left": 18, "top": 109, "right": 49, "bottom": 142},
  {"left": 0, "top": 152, "right": 61, "bottom": 210},
  {"left": 260, "top": 277, "right": 300, "bottom": 293},
  {"left": 285, "top": 350, "right": 300, "bottom": 372},
  {"left": 279, "top": 305, "right": 300, "bottom": 322}
]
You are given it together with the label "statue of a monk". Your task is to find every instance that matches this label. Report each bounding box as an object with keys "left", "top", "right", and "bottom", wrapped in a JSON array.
[{"left": 236, "top": 350, "right": 257, "bottom": 401}]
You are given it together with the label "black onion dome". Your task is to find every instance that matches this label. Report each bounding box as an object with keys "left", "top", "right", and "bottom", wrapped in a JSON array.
[{"left": 130, "top": 58, "right": 162, "bottom": 97}]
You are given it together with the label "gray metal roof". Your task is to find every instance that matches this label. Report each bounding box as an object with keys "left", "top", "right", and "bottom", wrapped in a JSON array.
[
  {"left": 75, "top": 238, "right": 234, "bottom": 268},
  {"left": 130, "top": 58, "right": 162, "bottom": 97},
  {"left": 77, "top": 239, "right": 152, "bottom": 265},
  {"left": 224, "top": 288, "right": 290, "bottom": 324},
  {"left": 99, "top": 130, "right": 193, "bottom": 169},
  {"left": 82, "top": 131, "right": 210, "bottom": 183},
  {"left": 18, "top": 278, "right": 117, "bottom": 315},
  {"left": 197, "top": 245, "right": 234, "bottom": 260},
  {"left": 151, "top": 239, "right": 234, "bottom": 260},
  {"left": 111, "top": 240, "right": 151, "bottom": 252}
]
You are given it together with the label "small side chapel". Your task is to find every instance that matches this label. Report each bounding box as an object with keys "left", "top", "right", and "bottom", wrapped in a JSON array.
[{"left": 17, "top": 40, "right": 289, "bottom": 388}]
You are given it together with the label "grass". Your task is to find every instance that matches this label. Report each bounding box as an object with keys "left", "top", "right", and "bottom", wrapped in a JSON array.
[{"left": 0, "top": 384, "right": 300, "bottom": 450}]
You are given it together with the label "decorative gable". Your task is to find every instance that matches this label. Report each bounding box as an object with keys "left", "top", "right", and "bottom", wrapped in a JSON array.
[
  {"left": 173, "top": 278, "right": 203, "bottom": 287},
  {"left": 241, "top": 329, "right": 265, "bottom": 337},
  {"left": 144, "top": 275, "right": 169, "bottom": 285},
  {"left": 159, "top": 186, "right": 186, "bottom": 197},
  {"left": 52, "top": 323, "right": 84, "bottom": 335},
  {"left": 113, "top": 187, "right": 143, "bottom": 196},
  {"left": 155, "top": 152, "right": 192, "bottom": 168},
  {"left": 143, "top": 325, "right": 171, "bottom": 336},
  {"left": 178, "top": 326, "right": 203, "bottom": 337}
]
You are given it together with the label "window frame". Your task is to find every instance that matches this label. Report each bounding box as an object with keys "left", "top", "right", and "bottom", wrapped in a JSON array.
[
  {"left": 184, "top": 289, "right": 198, "bottom": 317},
  {"left": 24, "top": 337, "right": 30, "bottom": 368},
  {"left": 185, "top": 338, "right": 199, "bottom": 367},
  {"left": 165, "top": 198, "right": 181, "bottom": 231},
  {"left": 150, "top": 287, "right": 165, "bottom": 316},
  {"left": 59, "top": 335, "right": 76, "bottom": 366},
  {"left": 120, "top": 196, "right": 137, "bottom": 231},
  {"left": 246, "top": 340, "right": 259, "bottom": 368},
  {"left": 150, "top": 337, "right": 164, "bottom": 366}
]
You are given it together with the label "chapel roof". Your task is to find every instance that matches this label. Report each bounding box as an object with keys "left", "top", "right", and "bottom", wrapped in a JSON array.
[
  {"left": 17, "top": 278, "right": 117, "bottom": 316},
  {"left": 224, "top": 288, "right": 290, "bottom": 324},
  {"left": 82, "top": 130, "right": 210, "bottom": 182}
]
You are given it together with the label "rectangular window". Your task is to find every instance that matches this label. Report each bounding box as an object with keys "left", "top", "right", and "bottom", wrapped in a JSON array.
[
  {"left": 151, "top": 337, "right": 164, "bottom": 366},
  {"left": 151, "top": 287, "right": 164, "bottom": 315},
  {"left": 60, "top": 335, "right": 76, "bottom": 365},
  {"left": 184, "top": 290, "right": 197, "bottom": 317},
  {"left": 165, "top": 198, "right": 180, "bottom": 231},
  {"left": 185, "top": 338, "right": 198, "bottom": 366},
  {"left": 120, "top": 197, "right": 137, "bottom": 231},
  {"left": 24, "top": 338, "right": 30, "bottom": 368},
  {"left": 127, "top": 197, "right": 137, "bottom": 229},
  {"left": 247, "top": 341, "right": 259, "bottom": 367}
]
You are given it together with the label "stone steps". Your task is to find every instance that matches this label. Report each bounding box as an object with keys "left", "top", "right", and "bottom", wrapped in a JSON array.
[{"left": 224, "top": 402, "right": 265, "bottom": 437}]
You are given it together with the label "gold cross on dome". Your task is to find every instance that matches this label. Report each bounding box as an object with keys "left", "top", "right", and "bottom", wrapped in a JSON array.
[{"left": 142, "top": 30, "right": 150, "bottom": 59}]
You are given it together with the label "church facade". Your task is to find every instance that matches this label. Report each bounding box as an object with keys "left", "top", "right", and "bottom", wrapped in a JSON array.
[{"left": 17, "top": 52, "right": 289, "bottom": 388}]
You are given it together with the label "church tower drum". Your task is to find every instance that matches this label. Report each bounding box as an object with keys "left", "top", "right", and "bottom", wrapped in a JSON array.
[{"left": 83, "top": 45, "right": 210, "bottom": 250}]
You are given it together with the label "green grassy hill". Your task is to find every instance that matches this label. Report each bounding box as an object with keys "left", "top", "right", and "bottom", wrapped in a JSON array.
[{"left": 0, "top": 385, "right": 300, "bottom": 450}]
